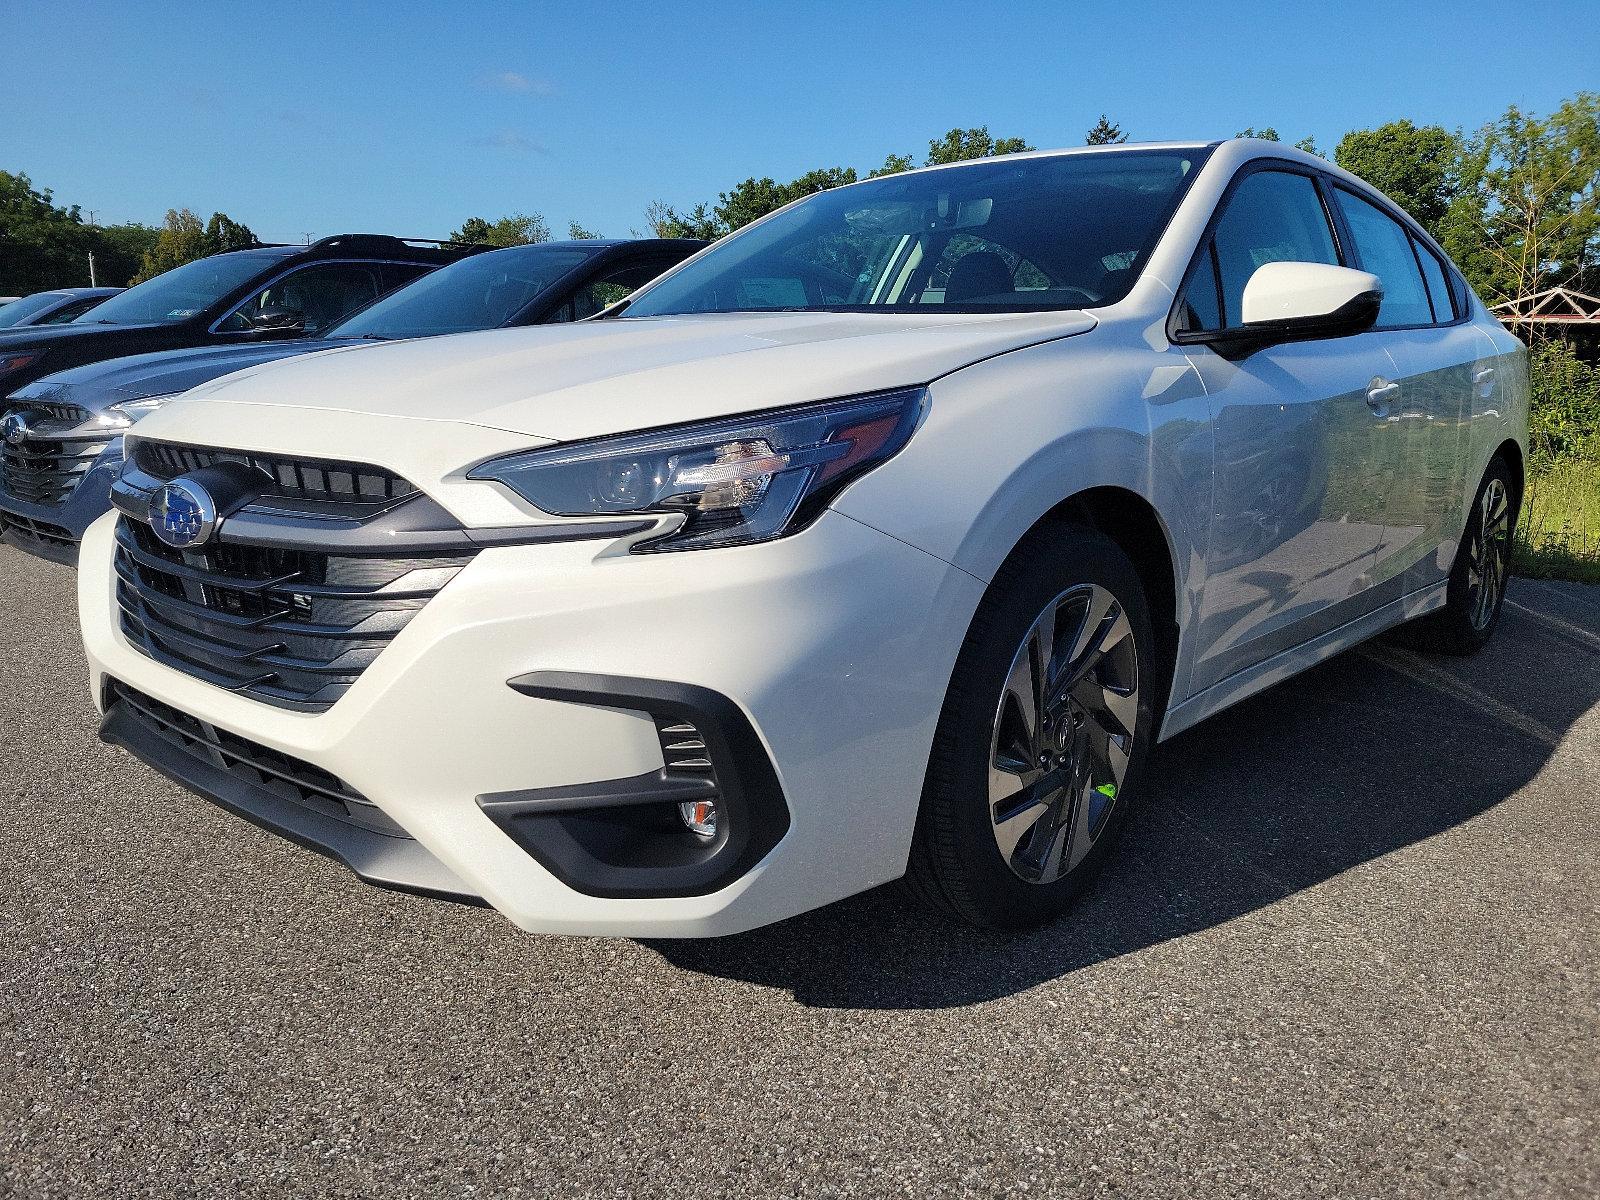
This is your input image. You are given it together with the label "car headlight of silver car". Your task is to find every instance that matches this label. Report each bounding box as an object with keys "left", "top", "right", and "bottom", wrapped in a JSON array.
[
  {"left": 469, "top": 387, "right": 926, "bottom": 552},
  {"left": 101, "top": 393, "right": 180, "bottom": 428}
]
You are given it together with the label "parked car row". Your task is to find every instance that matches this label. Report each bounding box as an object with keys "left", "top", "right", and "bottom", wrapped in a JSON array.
[
  {"left": 0, "top": 235, "right": 704, "bottom": 560},
  {"left": 7, "top": 140, "right": 1528, "bottom": 939},
  {"left": 0, "top": 287, "right": 124, "bottom": 329}
]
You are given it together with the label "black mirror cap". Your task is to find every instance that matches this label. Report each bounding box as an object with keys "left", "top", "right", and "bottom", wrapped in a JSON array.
[{"left": 1174, "top": 289, "right": 1382, "bottom": 360}]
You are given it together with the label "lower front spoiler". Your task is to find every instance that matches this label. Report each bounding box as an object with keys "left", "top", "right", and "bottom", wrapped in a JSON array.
[
  {"left": 98, "top": 687, "right": 484, "bottom": 906},
  {"left": 0, "top": 513, "right": 79, "bottom": 566}
]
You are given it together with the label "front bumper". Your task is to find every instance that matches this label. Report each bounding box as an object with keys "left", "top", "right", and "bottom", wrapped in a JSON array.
[
  {"left": 79, "top": 507, "right": 985, "bottom": 937},
  {"left": 0, "top": 437, "right": 124, "bottom": 565}
]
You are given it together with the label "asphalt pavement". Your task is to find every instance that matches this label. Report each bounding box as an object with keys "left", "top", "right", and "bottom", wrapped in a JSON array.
[{"left": 1, "top": 543, "right": 1596, "bottom": 1198}]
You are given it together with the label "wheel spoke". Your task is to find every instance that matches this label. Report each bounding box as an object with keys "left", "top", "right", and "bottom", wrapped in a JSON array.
[
  {"left": 992, "top": 787, "right": 1053, "bottom": 862},
  {"left": 1029, "top": 613, "right": 1056, "bottom": 718},
  {"left": 998, "top": 652, "right": 1038, "bottom": 758},
  {"left": 1060, "top": 595, "right": 1126, "bottom": 696}
]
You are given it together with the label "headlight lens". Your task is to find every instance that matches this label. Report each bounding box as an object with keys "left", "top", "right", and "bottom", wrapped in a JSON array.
[
  {"left": 470, "top": 387, "right": 926, "bottom": 552},
  {"left": 101, "top": 393, "right": 179, "bottom": 428}
]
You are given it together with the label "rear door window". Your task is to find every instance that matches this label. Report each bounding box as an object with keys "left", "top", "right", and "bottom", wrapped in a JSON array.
[
  {"left": 1331, "top": 188, "right": 1433, "bottom": 328},
  {"left": 1411, "top": 236, "right": 1456, "bottom": 323}
]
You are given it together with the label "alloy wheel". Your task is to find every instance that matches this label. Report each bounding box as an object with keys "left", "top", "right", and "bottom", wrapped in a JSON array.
[
  {"left": 1466, "top": 477, "right": 1511, "bottom": 631},
  {"left": 988, "top": 583, "right": 1139, "bottom": 885}
]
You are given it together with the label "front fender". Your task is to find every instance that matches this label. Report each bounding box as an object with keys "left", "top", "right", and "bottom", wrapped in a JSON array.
[{"left": 833, "top": 323, "right": 1212, "bottom": 621}]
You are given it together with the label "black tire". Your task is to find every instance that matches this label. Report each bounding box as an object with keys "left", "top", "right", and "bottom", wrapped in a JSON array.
[
  {"left": 906, "top": 524, "right": 1158, "bottom": 929},
  {"left": 1405, "top": 454, "right": 1517, "bottom": 656}
]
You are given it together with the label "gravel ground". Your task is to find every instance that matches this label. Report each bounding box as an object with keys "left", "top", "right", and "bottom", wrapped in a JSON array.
[{"left": 1, "top": 545, "right": 1596, "bottom": 1198}]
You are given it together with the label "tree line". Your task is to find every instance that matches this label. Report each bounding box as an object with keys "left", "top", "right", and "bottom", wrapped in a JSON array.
[{"left": 3, "top": 95, "right": 1595, "bottom": 308}]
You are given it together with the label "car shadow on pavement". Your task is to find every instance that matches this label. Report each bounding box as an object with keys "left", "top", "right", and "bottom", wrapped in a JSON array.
[{"left": 646, "top": 601, "right": 1599, "bottom": 1009}]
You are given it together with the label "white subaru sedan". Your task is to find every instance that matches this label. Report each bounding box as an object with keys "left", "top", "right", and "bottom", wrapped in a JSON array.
[{"left": 78, "top": 140, "right": 1527, "bottom": 936}]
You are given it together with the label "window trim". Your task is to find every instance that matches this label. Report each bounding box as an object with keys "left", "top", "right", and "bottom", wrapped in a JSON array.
[
  {"left": 1326, "top": 182, "right": 1466, "bottom": 332},
  {"left": 207, "top": 258, "right": 427, "bottom": 335},
  {"left": 1165, "top": 157, "right": 1350, "bottom": 346}
]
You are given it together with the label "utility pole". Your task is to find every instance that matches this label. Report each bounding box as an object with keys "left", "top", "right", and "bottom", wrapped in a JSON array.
[{"left": 88, "top": 251, "right": 97, "bottom": 287}]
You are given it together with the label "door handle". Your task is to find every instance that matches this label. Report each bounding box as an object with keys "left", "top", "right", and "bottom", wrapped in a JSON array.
[
  {"left": 1473, "top": 368, "right": 1496, "bottom": 385},
  {"left": 1366, "top": 379, "right": 1400, "bottom": 410}
]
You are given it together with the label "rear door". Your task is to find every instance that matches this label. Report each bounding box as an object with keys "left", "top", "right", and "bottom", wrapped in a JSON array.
[
  {"left": 1175, "top": 164, "right": 1397, "bottom": 695},
  {"left": 1328, "top": 185, "right": 1481, "bottom": 599}
]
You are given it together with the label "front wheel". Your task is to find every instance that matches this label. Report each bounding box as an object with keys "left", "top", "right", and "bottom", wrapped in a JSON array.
[{"left": 907, "top": 526, "right": 1157, "bottom": 929}]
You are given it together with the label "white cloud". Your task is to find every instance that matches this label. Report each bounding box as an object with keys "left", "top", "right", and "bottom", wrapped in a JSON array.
[
  {"left": 471, "top": 129, "right": 548, "bottom": 155},
  {"left": 480, "top": 71, "right": 554, "bottom": 97}
]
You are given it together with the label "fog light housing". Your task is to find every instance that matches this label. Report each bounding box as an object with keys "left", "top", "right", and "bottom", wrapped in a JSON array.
[{"left": 678, "top": 799, "right": 718, "bottom": 839}]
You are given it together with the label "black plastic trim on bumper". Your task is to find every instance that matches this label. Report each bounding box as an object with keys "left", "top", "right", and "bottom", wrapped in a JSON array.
[
  {"left": 484, "top": 672, "right": 791, "bottom": 899},
  {"left": 99, "top": 695, "right": 484, "bottom": 906},
  {"left": 0, "top": 517, "right": 77, "bottom": 566}
]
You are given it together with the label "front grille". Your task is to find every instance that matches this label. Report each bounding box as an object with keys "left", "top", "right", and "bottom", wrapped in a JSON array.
[
  {"left": 0, "top": 512, "right": 75, "bottom": 551},
  {"left": 12, "top": 399, "right": 89, "bottom": 424},
  {"left": 115, "top": 518, "right": 473, "bottom": 712},
  {"left": 105, "top": 678, "right": 407, "bottom": 838},
  {"left": 134, "top": 440, "right": 418, "bottom": 509},
  {"left": 1, "top": 402, "right": 114, "bottom": 506}
]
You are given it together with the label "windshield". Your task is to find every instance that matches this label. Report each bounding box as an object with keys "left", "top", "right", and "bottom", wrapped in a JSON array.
[
  {"left": 0, "top": 293, "right": 66, "bottom": 328},
  {"left": 328, "top": 245, "right": 595, "bottom": 339},
  {"left": 622, "top": 150, "right": 1203, "bottom": 317},
  {"left": 74, "top": 252, "right": 284, "bottom": 325}
]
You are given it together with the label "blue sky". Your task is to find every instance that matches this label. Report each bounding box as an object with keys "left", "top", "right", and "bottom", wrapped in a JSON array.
[{"left": 7, "top": 0, "right": 1597, "bottom": 244}]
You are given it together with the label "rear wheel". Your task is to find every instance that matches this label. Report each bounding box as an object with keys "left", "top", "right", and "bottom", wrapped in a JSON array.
[
  {"left": 1407, "top": 455, "right": 1516, "bottom": 656},
  {"left": 907, "top": 526, "right": 1157, "bottom": 929}
]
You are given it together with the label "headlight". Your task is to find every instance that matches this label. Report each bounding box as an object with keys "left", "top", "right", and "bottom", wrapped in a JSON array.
[
  {"left": 469, "top": 387, "right": 926, "bottom": 552},
  {"left": 100, "top": 393, "right": 180, "bottom": 428}
]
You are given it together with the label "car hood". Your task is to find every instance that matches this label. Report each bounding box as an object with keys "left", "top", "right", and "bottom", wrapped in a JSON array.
[
  {"left": 175, "top": 310, "right": 1098, "bottom": 442},
  {"left": 11, "top": 340, "right": 338, "bottom": 412},
  {"left": 0, "top": 321, "right": 167, "bottom": 350}
]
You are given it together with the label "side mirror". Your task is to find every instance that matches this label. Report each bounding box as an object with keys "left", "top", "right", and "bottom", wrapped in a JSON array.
[
  {"left": 1184, "top": 262, "right": 1382, "bottom": 357},
  {"left": 251, "top": 306, "right": 306, "bottom": 334}
]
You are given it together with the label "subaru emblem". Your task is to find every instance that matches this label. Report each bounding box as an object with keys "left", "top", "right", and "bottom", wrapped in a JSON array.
[
  {"left": 149, "top": 477, "right": 219, "bottom": 549},
  {"left": 0, "top": 411, "right": 29, "bottom": 447}
]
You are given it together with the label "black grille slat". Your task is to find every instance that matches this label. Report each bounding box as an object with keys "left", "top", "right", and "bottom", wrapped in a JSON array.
[
  {"left": 106, "top": 679, "right": 406, "bottom": 837},
  {"left": 0, "top": 512, "right": 76, "bottom": 551},
  {"left": 115, "top": 445, "right": 471, "bottom": 712},
  {"left": 133, "top": 440, "right": 418, "bottom": 509}
]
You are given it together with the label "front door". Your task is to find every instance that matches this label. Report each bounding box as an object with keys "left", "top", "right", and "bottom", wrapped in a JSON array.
[{"left": 1171, "top": 165, "right": 1395, "bottom": 695}]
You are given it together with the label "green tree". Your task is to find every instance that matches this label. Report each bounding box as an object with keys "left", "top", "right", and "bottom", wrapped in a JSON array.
[
  {"left": 130, "top": 208, "right": 259, "bottom": 284},
  {"left": 1439, "top": 93, "right": 1600, "bottom": 303},
  {"left": 925, "top": 127, "right": 1032, "bottom": 166},
  {"left": 1334, "top": 120, "right": 1463, "bottom": 232},
  {"left": 447, "top": 212, "right": 551, "bottom": 247},
  {"left": 1085, "top": 115, "right": 1127, "bottom": 145},
  {"left": 93, "top": 223, "right": 161, "bottom": 286},
  {"left": 567, "top": 221, "right": 601, "bottom": 239},
  {"left": 204, "top": 212, "right": 257, "bottom": 252},
  {"left": 643, "top": 200, "right": 723, "bottom": 240},
  {"left": 713, "top": 166, "right": 858, "bottom": 233},
  {"left": 869, "top": 152, "right": 915, "bottom": 178},
  {"left": 1235, "top": 126, "right": 1281, "bottom": 142},
  {"left": 0, "top": 170, "right": 91, "bottom": 293},
  {"left": 132, "top": 209, "right": 213, "bottom": 284}
]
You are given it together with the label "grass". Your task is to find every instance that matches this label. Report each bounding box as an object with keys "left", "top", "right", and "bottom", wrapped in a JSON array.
[{"left": 1515, "top": 456, "right": 1600, "bottom": 584}]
